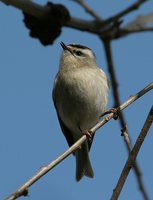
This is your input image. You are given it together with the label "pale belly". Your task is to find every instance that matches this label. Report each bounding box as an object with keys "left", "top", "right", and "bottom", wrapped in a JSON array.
[{"left": 56, "top": 68, "right": 109, "bottom": 137}]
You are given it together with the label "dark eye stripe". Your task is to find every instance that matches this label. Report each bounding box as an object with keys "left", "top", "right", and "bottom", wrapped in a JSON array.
[
  {"left": 76, "top": 51, "right": 82, "bottom": 56},
  {"left": 73, "top": 50, "right": 83, "bottom": 56}
]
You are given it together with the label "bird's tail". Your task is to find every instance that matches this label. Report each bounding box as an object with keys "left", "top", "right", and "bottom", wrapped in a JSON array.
[{"left": 75, "top": 141, "right": 94, "bottom": 181}]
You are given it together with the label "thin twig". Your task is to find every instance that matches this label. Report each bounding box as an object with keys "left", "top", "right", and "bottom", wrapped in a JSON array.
[
  {"left": 6, "top": 83, "right": 153, "bottom": 200},
  {"left": 102, "top": 39, "right": 150, "bottom": 200},
  {"left": 121, "top": 125, "right": 132, "bottom": 149},
  {"left": 103, "top": 0, "right": 147, "bottom": 26},
  {"left": 125, "top": 12, "right": 153, "bottom": 30},
  {"left": 117, "top": 27, "right": 153, "bottom": 38},
  {"left": 111, "top": 105, "right": 153, "bottom": 200},
  {"left": 72, "top": 0, "right": 102, "bottom": 20}
]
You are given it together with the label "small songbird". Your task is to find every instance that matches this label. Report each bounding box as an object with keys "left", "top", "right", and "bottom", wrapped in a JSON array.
[{"left": 52, "top": 42, "right": 109, "bottom": 181}]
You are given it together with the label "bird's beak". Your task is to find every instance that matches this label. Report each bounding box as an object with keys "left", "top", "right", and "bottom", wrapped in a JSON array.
[
  {"left": 60, "top": 42, "right": 67, "bottom": 50},
  {"left": 60, "top": 42, "right": 74, "bottom": 56}
]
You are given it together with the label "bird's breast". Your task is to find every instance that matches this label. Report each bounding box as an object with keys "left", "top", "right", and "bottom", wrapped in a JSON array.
[{"left": 55, "top": 68, "right": 109, "bottom": 133}]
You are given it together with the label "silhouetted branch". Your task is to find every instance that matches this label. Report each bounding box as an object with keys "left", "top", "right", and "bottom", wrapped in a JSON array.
[
  {"left": 0, "top": 0, "right": 150, "bottom": 41},
  {"left": 111, "top": 105, "right": 153, "bottom": 200},
  {"left": 102, "top": 39, "right": 150, "bottom": 200},
  {"left": 0, "top": 0, "right": 49, "bottom": 18},
  {"left": 72, "top": 0, "right": 102, "bottom": 20},
  {"left": 6, "top": 83, "right": 153, "bottom": 200},
  {"left": 125, "top": 12, "right": 153, "bottom": 30},
  {"left": 115, "top": 27, "right": 153, "bottom": 38},
  {"left": 112, "top": 12, "right": 153, "bottom": 38},
  {"left": 103, "top": 0, "right": 147, "bottom": 26}
]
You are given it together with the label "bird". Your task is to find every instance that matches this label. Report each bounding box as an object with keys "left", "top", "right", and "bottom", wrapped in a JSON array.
[{"left": 52, "top": 42, "right": 109, "bottom": 181}]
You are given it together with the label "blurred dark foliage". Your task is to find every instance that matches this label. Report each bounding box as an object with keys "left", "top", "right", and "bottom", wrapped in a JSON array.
[{"left": 23, "top": 2, "right": 70, "bottom": 45}]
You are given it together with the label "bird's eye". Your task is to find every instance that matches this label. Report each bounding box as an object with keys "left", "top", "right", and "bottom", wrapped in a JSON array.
[{"left": 74, "top": 50, "right": 83, "bottom": 56}]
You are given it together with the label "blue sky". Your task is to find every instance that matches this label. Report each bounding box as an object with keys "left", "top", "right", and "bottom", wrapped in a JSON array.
[{"left": 0, "top": 1, "right": 153, "bottom": 200}]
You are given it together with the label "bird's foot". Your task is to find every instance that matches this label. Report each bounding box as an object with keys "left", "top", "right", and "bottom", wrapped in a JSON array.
[
  {"left": 82, "top": 129, "right": 93, "bottom": 141},
  {"left": 101, "top": 108, "right": 119, "bottom": 120}
]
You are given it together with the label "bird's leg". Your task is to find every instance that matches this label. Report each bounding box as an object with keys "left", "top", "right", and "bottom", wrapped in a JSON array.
[{"left": 101, "top": 108, "right": 119, "bottom": 120}]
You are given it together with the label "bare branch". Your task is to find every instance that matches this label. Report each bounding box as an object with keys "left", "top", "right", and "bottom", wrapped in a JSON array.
[
  {"left": 121, "top": 125, "right": 132, "bottom": 149},
  {"left": 6, "top": 83, "right": 153, "bottom": 200},
  {"left": 117, "top": 27, "right": 153, "bottom": 38},
  {"left": 111, "top": 105, "right": 153, "bottom": 200},
  {"left": 121, "top": 125, "right": 149, "bottom": 199},
  {"left": 66, "top": 17, "right": 98, "bottom": 33},
  {"left": 0, "top": 0, "right": 50, "bottom": 18},
  {"left": 125, "top": 12, "right": 153, "bottom": 30},
  {"left": 113, "top": 12, "right": 153, "bottom": 38},
  {"left": 102, "top": 39, "right": 150, "bottom": 200},
  {"left": 102, "top": 40, "right": 120, "bottom": 108},
  {"left": 0, "top": 0, "right": 149, "bottom": 38},
  {"left": 72, "top": 0, "right": 102, "bottom": 20},
  {"left": 103, "top": 0, "right": 148, "bottom": 26},
  {"left": 0, "top": 0, "right": 99, "bottom": 34}
]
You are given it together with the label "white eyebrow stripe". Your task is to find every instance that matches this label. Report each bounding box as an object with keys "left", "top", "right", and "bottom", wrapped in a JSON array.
[
  {"left": 80, "top": 48, "right": 95, "bottom": 58},
  {"left": 67, "top": 44, "right": 96, "bottom": 59}
]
